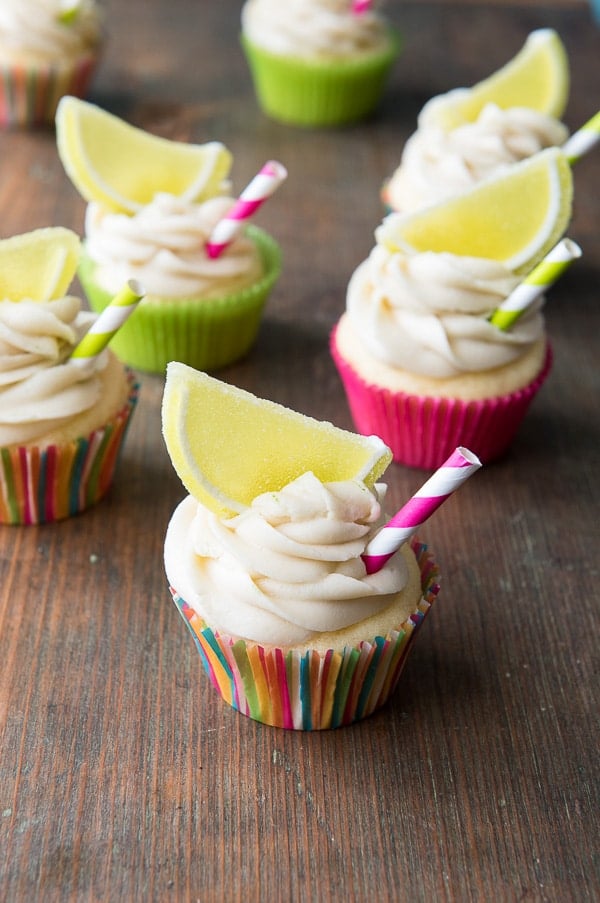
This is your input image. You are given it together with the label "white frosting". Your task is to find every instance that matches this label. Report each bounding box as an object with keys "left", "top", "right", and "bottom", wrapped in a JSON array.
[
  {"left": 241, "top": 0, "right": 391, "bottom": 59},
  {"left": 84, "top": 194, "right": 264, "bottom": 299},
  {"left": 0, "top": 295, "right": 108, "bottom": 445},
  {"left": 346, "top": 237, "right": 544, "bottom": 378},
  {"left": 164, "top": 472, "right": 409, "bottom": 646},
  {"left": 386, "top": 104, "right": 569, "bottom": 212},
  {"left": 0, "top": 0, "right": 101, "bottom": 66}
]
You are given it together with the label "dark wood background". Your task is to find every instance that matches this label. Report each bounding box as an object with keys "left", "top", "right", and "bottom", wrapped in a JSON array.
[{"left": 0, "top": 2, "right": 598, "bottom": 900}]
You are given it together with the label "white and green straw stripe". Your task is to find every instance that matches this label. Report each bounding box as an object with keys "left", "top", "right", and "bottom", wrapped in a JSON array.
[
  {"left": 562, "top": 111, "right": 600, "bottom": 165},
  {"left": 58, "top": 0, "right": 82, "bottom": 24},
  {"left": 490, "top": 239, "right": 582, "bottom": 331},
  {"left": 71, "top": 279, "right": 145, "bottom": 364}
]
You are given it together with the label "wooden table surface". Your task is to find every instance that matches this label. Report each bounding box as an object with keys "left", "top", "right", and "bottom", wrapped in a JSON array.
[{"left": 1, "top": 2, "right": 598, "bottom": 901}]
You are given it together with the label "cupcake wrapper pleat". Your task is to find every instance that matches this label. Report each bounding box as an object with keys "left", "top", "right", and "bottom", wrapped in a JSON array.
[
  {"left": 330, "top": 325, "right": 553, "bottom": 468},
  {"left": 79, "top": 226, "right": 281, "bottom": 374},
  {"left": 0, "top": 370, "right": 138, "bottom": 524},
  {"left": 170, "top": 539, "right": 440, "bottom": 730}
]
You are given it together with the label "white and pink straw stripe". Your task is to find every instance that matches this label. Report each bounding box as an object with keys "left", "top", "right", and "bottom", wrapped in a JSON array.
[
  {"left": 206, "top": 160, "right": 287, "bottom": 259},
  {"left": 362, "top": 447, "right": 482, "bottom": 575},
  {"left": 352, "top": 0, "right": 373, "bottom": 14}
]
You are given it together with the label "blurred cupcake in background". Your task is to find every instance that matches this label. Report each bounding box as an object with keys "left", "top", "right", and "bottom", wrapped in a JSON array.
[
  {"left": 0, "top": 0, "right": 103, "bottom": 128},
  {"left": 241, "top": 0, "right": 400, "bottom": 127},
  {"left": 383, "top": 29, "right": 570, "bottom": 212}
]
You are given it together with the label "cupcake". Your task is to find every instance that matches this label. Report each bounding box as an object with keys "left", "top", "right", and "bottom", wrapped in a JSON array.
[
  {"left": 161, "top": 362, "right": 441, "bottom": 730},
  {"left": 56, "top": 97, "right": 282, "bottom": 374},
  {"left": 0, "top": 227, "right": 138, "bottom": 524},
  {"left": 0, "top": 0, "right": 102, "bottom": 128},
  {"left": 383, "top": 29, "right": 570, "bottom": 213},
  {"left": 240, "top": 0, "right": 400, "bottom": 127},
  {"left": 332, "top": 148, "right": 573, "bottom": 468}
]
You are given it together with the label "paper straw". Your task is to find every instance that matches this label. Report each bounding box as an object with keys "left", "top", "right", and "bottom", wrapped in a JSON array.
[
  {"left": 489, "top": 238, "right": 582, "bottom": 331},
  {"left": 352, "top": 0, "right": 374, "bottom": 13},
  {"left": 205, "top": 161, "right": 287, "bottom": 259},
  {"left": 362, "top": 447, "right": 482, "bottom": 575},
  {"left": 71, "top": 279, "right": 145, "bottom": 365},
  {"left": 58, "top": 0, "right": 82, "bottom": 24},
  {"left": 562, "top": 111, "right": 600, "bottom": 165}
]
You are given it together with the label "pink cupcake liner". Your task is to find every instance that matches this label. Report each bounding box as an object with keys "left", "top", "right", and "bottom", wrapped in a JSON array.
[
  {"left": 170, "top": 539, "right": 440, "bottom": 730},
  {"left": 0, "top": 53, "right": 99, "bottom": 128},
  {"left": 0, "top": 370, "right": 139, "bottom": 525},
  {"left": 330, "top": 324, "right": 553, "bottom": 468}
]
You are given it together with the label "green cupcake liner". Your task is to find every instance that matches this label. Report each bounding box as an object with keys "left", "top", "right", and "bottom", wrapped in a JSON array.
[
  {"left": 240, "top": 29, "right": 401, "bottom": 127},
  {"left": 78, "top": 226, "right": 281, "bottom": 375}
]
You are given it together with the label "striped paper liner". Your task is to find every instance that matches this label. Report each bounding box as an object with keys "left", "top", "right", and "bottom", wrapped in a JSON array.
[
  {"left": 0, "top": 370, "right": 139, "bottom": 524},
  {"left": 0, "top": 53, "right": 98, "bottom": 128},
  {"left": 170, "top": 539, "right": 440, "bottom": 730}
]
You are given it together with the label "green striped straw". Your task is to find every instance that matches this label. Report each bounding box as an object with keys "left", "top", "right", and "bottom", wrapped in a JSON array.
[
  {"left": 562, "top": 111, "right": 600, "bottom": 165},
  {"left": 489, "top": 239, "right": 581, "bottom": 331},
  {"left": 58, "top": 1, "right": 82, "bottom": 24},
  {"left": 71, "top": 279, "right": 145, "bottom": 365}
]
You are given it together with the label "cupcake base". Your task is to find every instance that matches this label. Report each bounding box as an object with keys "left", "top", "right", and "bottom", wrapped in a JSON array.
[
  {"left": 240, "top": 30, "right": 400, "bottom": 128},
  {"left": 78, "top": 226, "right": 281, "bottom": 375},
  {"left": 0, "top": 370, "right": 138, "bottom": 525},
  {"left": 331, "top": 324, "right": 553, "bottom": 468},
  {"left": 0, "top": 53, "right": 100, "bottom": 128},
  {"left": 170, "top": 540, "right": 440, "bottom": 730}
]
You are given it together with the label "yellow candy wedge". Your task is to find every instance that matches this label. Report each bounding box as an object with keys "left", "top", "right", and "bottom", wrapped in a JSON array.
[
  {"left": 423, "top": 29, "right": 569, "bottom": 132},
  {"left": 0, "top": 227, "right": 80, "bottom": 302},
  {"left": 56, "top": 96, "right": 233, "bottom": 214},
  {"left": 162, "top": 362, "right": 392, "bottom": 518},
  {"left": 377, "top": 147, "right": 573, "bottom": 274}
]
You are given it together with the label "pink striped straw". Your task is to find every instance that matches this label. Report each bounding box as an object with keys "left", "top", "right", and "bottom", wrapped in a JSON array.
[
  {"left": 362, "top": 447, "right": 482, "bottom": 575},
  {"left": 206, "top": 160, "right": 287, "bottom": 259},
  {"left": 352, "top": 0, "right": 373, "bottom": 14}
]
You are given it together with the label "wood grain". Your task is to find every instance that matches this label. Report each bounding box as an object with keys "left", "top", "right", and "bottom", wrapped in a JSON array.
[{"left": 0, "top": 2, "right": 598, "bottom": 901}]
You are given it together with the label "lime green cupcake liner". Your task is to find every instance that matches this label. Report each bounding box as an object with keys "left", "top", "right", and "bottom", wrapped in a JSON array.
[
  {"left": 0, "top": 369, "right": 138, "bottom": 525},
  {"left": 78, "top": 226, "right": 281, "bottom": 375},
  {"left": 240, "top": 29, "right": 401, "bottom": 127}
]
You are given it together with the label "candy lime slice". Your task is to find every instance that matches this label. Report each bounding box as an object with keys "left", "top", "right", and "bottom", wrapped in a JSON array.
[
  {"left": 162, "top": 362, "right": 392, "bottom": 517},
  {"left": 422, "top": 29, "right": 569, "bottom": 131},
  {"left": 56, "top": 96, "right": 233, "bottom": 214},
  {"left": 377, "top": 147, "right": 573, "bottom": 274},
  {"left": 0, "top": 227, "right": 80, "bottom": 302}
]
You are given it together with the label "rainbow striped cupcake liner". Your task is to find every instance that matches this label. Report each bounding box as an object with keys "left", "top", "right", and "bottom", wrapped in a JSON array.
[
  {"left": 170, "top": 540, "right": 440, "bottom": 730},
  {"left": 0, "top": 53, "right": 99, "bottom": 128},
  {"left": 0, "top": 371, "right": 139, "bottom": 525}
]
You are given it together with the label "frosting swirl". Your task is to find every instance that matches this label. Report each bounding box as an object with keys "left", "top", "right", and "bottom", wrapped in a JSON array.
[
  {"left": 241, "top": 0, "right": 391, "bottom": 59},
  {"left": 386, "top": 103, "right": 569, "bottom": 213},
  {"left": 0, "top": 0, "right": 102, "bottom": 66},
  {"left": 346, "top": 237, "right": 544, "bottom": 378},
  {"left": 0, "top": 295, "right": 109, "bottom": 445},
  {"left": 84, "top": 194, "right": 264, "bottom": 299},
  {"left": 164, "top": 472, "right": 409, "bottom": 646}
]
